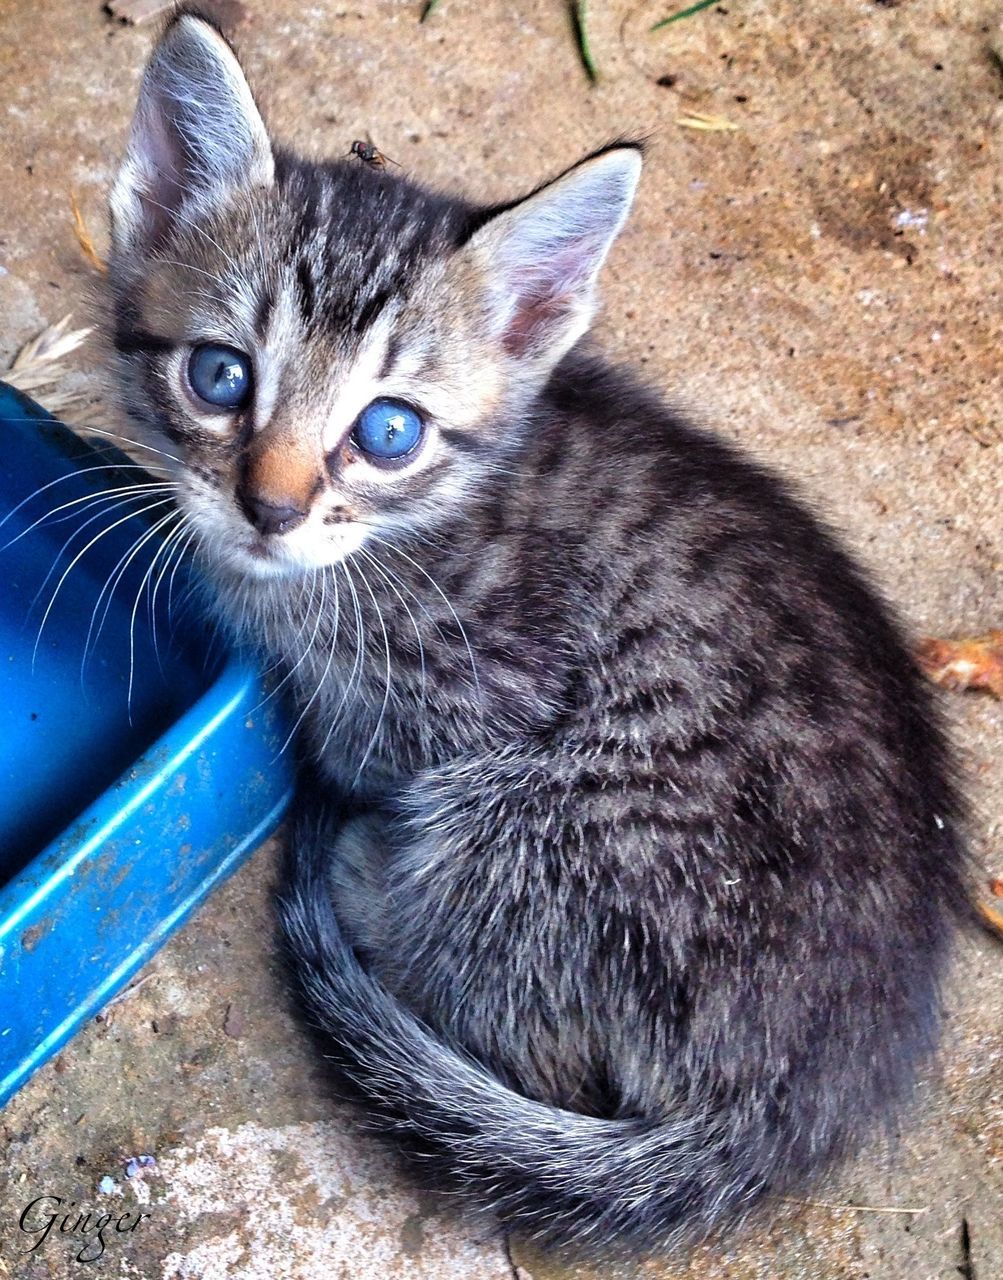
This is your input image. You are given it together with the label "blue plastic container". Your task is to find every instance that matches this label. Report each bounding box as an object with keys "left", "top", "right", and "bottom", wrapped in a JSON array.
[{"left": 0, "top": 383, "right": 293, "bottom": 1106}]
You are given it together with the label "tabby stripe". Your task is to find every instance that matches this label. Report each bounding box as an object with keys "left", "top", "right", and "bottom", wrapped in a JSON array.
[
  {"left": 254, "top": 286, "right": 275, "bottom": 339},
  {"left": 114, "top": 329, "right": 174, "bottom": 356},
  {"left": 439, "top": 428, "right": 492, "bottom": 457},
  {"left": 296, "top": 258, "right": 316, "bottom": 326}
]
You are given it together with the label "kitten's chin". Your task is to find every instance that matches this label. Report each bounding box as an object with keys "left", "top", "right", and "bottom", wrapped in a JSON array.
[
  {"left": 214, "top": 524, "right": 369, "bottom": 582},
  {"left": 238, "top": 541, "right": 303, "bottom": 580},
  {"left": 202, "top": 532, "right": 312, "bottom": 583}
]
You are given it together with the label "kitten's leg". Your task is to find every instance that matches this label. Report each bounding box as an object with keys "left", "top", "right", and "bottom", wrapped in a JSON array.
[
  {"left": 326, "top": 810, "right": 393, "bottom": 965},
  {"left": 366, "top": 752, "right": 643, "bottom": 1115}
]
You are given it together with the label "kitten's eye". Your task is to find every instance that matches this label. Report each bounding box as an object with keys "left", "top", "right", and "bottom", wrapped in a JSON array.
[
  {"left": 187, "top": 344, "right": 253, "bottom": 412},
  {"left": 352, "top": 399, "right": 424, "bottom": 461}
]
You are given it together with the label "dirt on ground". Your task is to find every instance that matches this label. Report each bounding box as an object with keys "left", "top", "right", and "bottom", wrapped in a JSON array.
[{"left": 0, "top": 1, "right": 1000, "bottom": 1276}]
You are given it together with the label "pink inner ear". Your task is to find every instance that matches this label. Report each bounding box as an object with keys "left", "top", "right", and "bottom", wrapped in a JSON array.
[
  {"left": 496, "top": 232, "right": 606, "bottom": 359},
  {"left": 132, "top": 105, "right": 188, "bottom": 248},
  {"left": 502, "top": 293, "right": 573, "bottom": 358}
]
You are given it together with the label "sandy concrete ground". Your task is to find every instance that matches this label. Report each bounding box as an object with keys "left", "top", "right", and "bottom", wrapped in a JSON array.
[{"left": 0, "top": 0, "right": 1000, "bottom": 1276}]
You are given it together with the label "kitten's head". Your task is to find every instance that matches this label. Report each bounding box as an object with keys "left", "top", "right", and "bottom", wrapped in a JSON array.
[{"left": 108, "top": 10, "right": 640, "bottom": 581}]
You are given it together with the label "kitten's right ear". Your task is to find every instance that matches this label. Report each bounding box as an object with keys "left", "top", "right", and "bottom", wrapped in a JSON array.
[{"left": 110, "top": 11, "right": 273, "bottom": 254}]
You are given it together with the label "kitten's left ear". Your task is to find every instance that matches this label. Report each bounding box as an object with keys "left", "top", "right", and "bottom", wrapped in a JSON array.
[
  {"left": 110, "top": 11, "right": 273, "bottom": 254},
  {"left": 461, "top": 143, "right": 642, "bottom": 379}
]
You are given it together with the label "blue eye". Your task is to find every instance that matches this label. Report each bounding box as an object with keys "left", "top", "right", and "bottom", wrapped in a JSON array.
[
  {"left": 187, "top": 344, "right": 253, "bottom": 411},
  {"left": 352, "top": 399, "right": 424, "bottom": 461}
]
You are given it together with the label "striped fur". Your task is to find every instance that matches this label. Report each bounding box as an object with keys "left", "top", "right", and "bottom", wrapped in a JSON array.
[{"left": 106, "top": 12, "right": 968, "bottom": 1258}]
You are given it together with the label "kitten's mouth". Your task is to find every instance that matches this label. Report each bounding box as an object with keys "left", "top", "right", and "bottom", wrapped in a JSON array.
[
  {"left": 246, "top": 536, "right": 275, "bottom": 560},
  {"left": 234, "top": 533, "right": 301, "bottom": 579},
  {"left": 209, "top": 518, "right": 370, "bottom": 580}
]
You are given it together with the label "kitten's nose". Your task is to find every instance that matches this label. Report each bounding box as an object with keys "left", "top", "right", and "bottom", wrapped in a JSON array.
[{"left": 239, "top": 492, "right": 308, "bottom": 537}]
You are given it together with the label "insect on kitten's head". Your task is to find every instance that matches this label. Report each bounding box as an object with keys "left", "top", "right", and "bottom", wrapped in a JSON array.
[{"left": 107, "top": 11, "right": 641, "bottom": 581}]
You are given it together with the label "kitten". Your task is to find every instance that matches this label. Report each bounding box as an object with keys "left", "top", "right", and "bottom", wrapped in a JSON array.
[{"left": 106, "top": 10, "right": 967, "bottom": 1256}]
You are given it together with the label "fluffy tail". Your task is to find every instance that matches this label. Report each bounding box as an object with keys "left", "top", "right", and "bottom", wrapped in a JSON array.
[{"left": 279, "top": 810, "right": 775, "bottom": 1255}]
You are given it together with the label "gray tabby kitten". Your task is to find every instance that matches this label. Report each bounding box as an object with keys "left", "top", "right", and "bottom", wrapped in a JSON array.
[{"left": 106, "top": 9, "right": 967, "bottom": 1256}]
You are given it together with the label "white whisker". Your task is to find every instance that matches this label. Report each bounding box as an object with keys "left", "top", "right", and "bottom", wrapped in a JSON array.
[
  {"left": 0, "top": 416, "right": 176, "bottom": 473},
  {"left": 140, "top": 193, "right": 242, "bottom": 275},
  {"left": 167, "top": 523, "right": 201, "bottom": 627},
  {"left": 278, "top": 568, "right": 332, "bottom": 757},
  {"left": 252, "top": 566, "right": 320, "bottom": 713},
  {"left": 0, "top": 481, "right": 173, "bottom": 553},
  {"left": 123, "top": 510, "right": 184, "bottom": 718},
  {"left": 352, "top": 559, "right": 393, "bottom": 784},
  {"left": 318, "top": 563, "right": 366, "bottom": 756},
  {"left": 339, "top": 557, "right": 367, "bottom": 711},
  {"left": 32, "top": 496, "right": 176, "bottom": 669},
  {"left": 144, "top": 513, "right": 195, "bottom": 676},
  {"left": 78, "top": 426, "right": 182, "bottom": 467},
  {"left": 0, "top": 462, "right": 171, "bottom": 539},
  {"left": 29, "top": 489, "right": 170, "bottom": 618},
  {"left": 82, "top": 501, "right": 182, "bottom": 673},
  {"left": 83, "top": 505, "right": 183, "bottom": 679},
  {"left": 153, "top": 256, "right": 225, "bottom": 283},
  {"left": 358, "top": 545, "right": 428, "bottom": 704},
  {"left": 367, "top": 532, "right": 481, "bottom": 704}
]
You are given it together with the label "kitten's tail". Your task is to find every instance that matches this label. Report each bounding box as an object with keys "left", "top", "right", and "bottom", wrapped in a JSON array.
[{"left": 279, "top": 810, "right": 764, "bottom": 1255}]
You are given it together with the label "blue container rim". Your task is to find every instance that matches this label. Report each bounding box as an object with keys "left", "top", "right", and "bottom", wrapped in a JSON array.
[{"left": 0, "top": 653, "right": 278, "bottom": 932}]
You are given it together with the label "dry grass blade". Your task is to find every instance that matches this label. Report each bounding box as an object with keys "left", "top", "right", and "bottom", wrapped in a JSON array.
[
  {"left": 71, "top": 192, "right": 108, "bottom": 274},
  {"left": 3, "top": 315, "right": 98, "bottom": 425},
  {"left": 677, "top": 110, "right": 740, "bottom": 132},
  {"left": 572, "top": 0, "right": 599, "bottom": 83},
  {"left": 3, "top": 318, "right": 151, "bottom": 454},
  {"left": 105, "top": 0, "right": 174, "bottom": 22},
  {"left": 8, "top": 315, "right": 92, "bottom": 377},
  {"left": 651, "top": 0, "right": 718, "bottom": 32},
  {"left": 977, "top": 899, "right": 1003, "bottom": 943}
]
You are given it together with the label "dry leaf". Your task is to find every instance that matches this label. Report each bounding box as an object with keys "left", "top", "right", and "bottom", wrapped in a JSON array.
[
  {"left": 5, "top": 314, "right": 93, "bottom": 408},
  {"left": 916, "top": 631, "right": 1003, "bottom": 698}
]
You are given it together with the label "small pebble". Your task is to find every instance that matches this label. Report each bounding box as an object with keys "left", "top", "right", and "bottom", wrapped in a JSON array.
[
  {"left": 223, "top": 1003, "right": 245, "bottom": 1038},
  {"left": 125, "top": 1154, "right": 157, "bottom": 1179}
]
